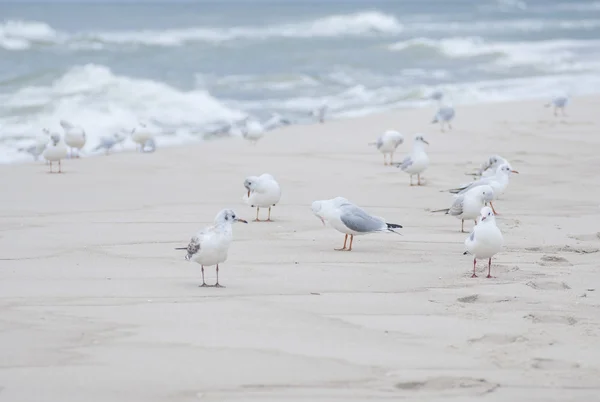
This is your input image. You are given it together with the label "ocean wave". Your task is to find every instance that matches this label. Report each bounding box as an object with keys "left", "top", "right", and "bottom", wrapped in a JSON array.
[
  {"left": 388, "top": 37, "right": 600, "bottom": 73},
  {"left": 0, "top": 64, "right": 244, "bottom": 151},
  {"left": 0, "top": 12, "right": 402, "bottom": 50}
]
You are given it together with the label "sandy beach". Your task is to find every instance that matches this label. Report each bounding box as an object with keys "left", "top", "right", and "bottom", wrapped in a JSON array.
[{"left": 1, "top": 97, "right": 600, "bottom": 401}]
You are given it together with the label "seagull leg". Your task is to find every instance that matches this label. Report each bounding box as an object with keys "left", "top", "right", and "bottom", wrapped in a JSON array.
[
  {"left": 254, "top": 207, "right": 261, "bottom": 222},
  {"left": 335, "top": 234, "right": 348, "bottom": 251},
  {"left": 48, "top": 162, "right": 53, "bottom": 173},
  {"left": 199, "top": 265, "right": 208, "bottom": 287},
  {"left": 417, "top": 174, "right": 422, "bottom": 186},
  {"left": 266, "top": 207, "right": 272, "bottom": 222},
  {"left": 489, "top": 202, "right": 499, "bottom": 215},
  {"left": 486, "top": 258, "right": 493, "bottom": 278},
  {"left": 58, "top": 160, "right": 62, "bottom": 173},
  {"left": 409, "top": 175, "right": 414, "bottom": 186},
  {"left": 347, "top": 235, "right": 354, "bottom": 251},
  {"left": 390, "top": 152, "right": 394, "bottom": 165},
  {"left": 383, "top": 154, "right": 387, "bottom": 166},
  {"left": 461, "top": 219, "right": 464, "bottom": 233},
  {"left": 471, "top": 258, "right": 478, "bottom": 278},
  {"left": 214, "top": 264, "right": 225, "bottom": 288}
]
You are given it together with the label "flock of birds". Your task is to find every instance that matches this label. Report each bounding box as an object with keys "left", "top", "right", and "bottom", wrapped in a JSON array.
[
  {"left": 173, "top": 92, "right": 568, "bottom": 287},
  {"left": 19, "top": 91, "right": 569, "bottom": 286}
]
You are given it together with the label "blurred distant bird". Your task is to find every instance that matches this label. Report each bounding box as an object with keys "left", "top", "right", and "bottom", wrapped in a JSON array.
[
  {"left": 545, "top": 96, "right": 568, "bottom": 116},
  {"left": 369, "top": 130, "right": 404, "bottom": 165},
  {"left": 60, "top": 120, "right": 86, "bottom": 158},
  {"left": 432, "top": 106, "right": 455, "bottom": 132}
]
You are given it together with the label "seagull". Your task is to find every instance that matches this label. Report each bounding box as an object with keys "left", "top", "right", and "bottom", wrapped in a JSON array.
[
  {"left": 466, "top": 155, "right": 508, "bottom": 178},
  {"left": 447, "top": 163, "right": 518, "bottom": 214},
  {"left": 432, "top": 185, "right": 494, "bottom": 232},
  {"left": 311, "top": 197, "right": 402, "bottom": 251},
  {"left": 131, "top": 122, "right": 155, "bottom": 151},
  {"left": 432, "top": 105, "right": 455, "bottom": 132},
  {"left": 19, "top": 129, "right": 50, "bottom": 161},
  {"left": 395, "top": 135, "right": 429, "bottom": 186},
  {"left": 175, "top": 209, "right": 247, "bottom": 288},
  {"left": 60, "top": 120, "right": 86, "bottom": 158},
  {"left": 262, "top": 113, "right": 292, "bottom": 131},
  {"left": 463, "top": 206, "right": 504, "bottom": 278},
  {"left": 240, "top": 118, "right": 265, "bottom": 144},
  {"left": 243, "top": 174, "right": 282, "bottom": 221},
  {"left": 42, "top": 133, "right": 68, "bottom": 173},
  {"left": 94, "top": 133, "right": 123, "bottom": 155},
  {"left": 545, "top": 96, "right": 568, "bottom": 116},
  {"left": 369, "top": 130, "right": 404, "bottom": 165},
  {"left": 311, "top": 105, "right": 327, "bottom": 124}
]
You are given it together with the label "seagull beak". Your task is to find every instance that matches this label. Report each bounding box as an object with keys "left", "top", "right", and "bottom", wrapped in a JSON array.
[
  {"left": 236, "top": 218, "right": 248, "bottom": 224},
  {"left": 422, "top": 139, "right": 430, "bottom": 145},
  {"left": 511, "top": 170, "right": 519, "bottom": 174}
]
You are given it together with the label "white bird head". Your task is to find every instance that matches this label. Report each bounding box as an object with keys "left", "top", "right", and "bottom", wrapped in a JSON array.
[
  {"left": 479, "top": 206, "right": 495, "bottom": 223},
  {"left": 243, "top": 176, "right": 260, "bottom": 196},
  {"left": 478, "top": 185, "right": 495, "bottom": 203},
  {"left": 311, "top": 201, "right": 326, "bottom": 225},
  {"left": 497, "top": 163, "right": 519, "bottom": 176},
  {"left": 215, "top": 209, "right": 247, "bottom": 225}
]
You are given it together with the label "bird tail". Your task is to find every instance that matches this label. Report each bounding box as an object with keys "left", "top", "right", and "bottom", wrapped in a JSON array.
[
  {"left": 447, "top": 188, "right": 462, "bottom": 194},
  {"left": 386, "top": 223, "right": 403, "bottom": 235},
  {"left": 463, "top": 251, "right": 470, "bottom": 255},
  {"left": 431, "top": 208, "right": 450, "bottom": 214}
]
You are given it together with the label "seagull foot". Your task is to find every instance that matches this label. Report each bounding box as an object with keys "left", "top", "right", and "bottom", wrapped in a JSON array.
[
  {"left": 253, "top": 219, "right": 262, "bottom": 222},
  {"left": 486, "top": 275, "right": 494, "bottom": 279},
  {"left": 199, "top": 283, "right": 209, "bottom": 287},
  {"left": 471, "top": 274, "right": 478, "bottom": 278},
  {"left": 214, "top": 283, "right": 226, "bottom": 288}
]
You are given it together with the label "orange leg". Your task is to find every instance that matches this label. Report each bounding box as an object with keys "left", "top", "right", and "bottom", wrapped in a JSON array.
[
  {"left": 486, "top": 258, "right": 493, "bottom": 279},
  {"left": 253, "top": 207, "right": 261, "bottom": 222},
  {"left": 266, "top": 207, "right": 272, "bottom": 222},
  {"left": 489, "top": 201, "right": 499, "bottom": 215},
  {"left": 347, "top": 235, "right": 354, "bottom": 251},
  {"left": 335, "top": 234, "right": 348, "bottom": 251},
  {"left": 471, "top": 258, "right": 477, "bottom": 278}
]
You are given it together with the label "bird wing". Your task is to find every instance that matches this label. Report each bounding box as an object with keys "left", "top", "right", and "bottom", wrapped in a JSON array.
[
  {"left": 183, "top": 227, "right": 212, "bottom": 260},
  {"left": 453, "top": 176, "right": 492, "bottom": 194},
  {"left": 398, "top": 155, "right": 413, "bottom": 170},
  {"left": 339, "top": 204, "right": 385, "bottom": 233},
  {"left": 448, "top": 194, "right": 464, "bottom": 216}
]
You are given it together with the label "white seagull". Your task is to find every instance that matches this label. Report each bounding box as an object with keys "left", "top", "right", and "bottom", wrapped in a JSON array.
[
  {"left": 369, "top": 130, "right": 404, "bottom": 165},
  {"left": 239, "top": 117, "right": 265, "bottom": 144},
  {"left": 42, "top": 133, "right": 68, "bottom": 173},
  {"left": 432, "top": 105, "right": 455, "bottom": 132},
  {"left": 448, "top": 163, "right": 519, "bottom": 214},
  {"left": 395, "top": 135, "right": 430, "bottom": 186},
  {"left": 176, "top": 209, "right": 247, "bottom": 287},
  {"left": 243, "top": 174, "right": 282, "bottom": 221},
  {"left": 545, "top": 96, "right": 568, "bottom": 116},
  {"left": 311, "top": 105, "right": 327, "bottom": 124},
  {"left": 131, "top": 122, "right": 155, "bottom": 151},
  {"left": 463, "top": 206, "right": 504, "bottom": 278},
  {"left": 468, "top": 155, "right": 508, "bottom": 178},
  {"left": 19, "top": 129, "right": 50, "bottom": 161},
  {"left": 311, "top": 197, "right": 402, "bottom": 251},
  {"left": 60, "top": 120, "right": 86, "bottom": 158},
  {"left": 432, "top": 185, "right": 494, "bottom": 232}
]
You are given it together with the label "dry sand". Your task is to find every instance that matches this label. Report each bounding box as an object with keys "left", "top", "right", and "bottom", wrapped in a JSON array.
[{"left": 1, "top": 97, "right": 600, "bottom": 401}]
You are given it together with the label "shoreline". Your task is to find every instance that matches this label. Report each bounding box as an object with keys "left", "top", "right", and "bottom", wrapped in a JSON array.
[{"left": 1, "top": 96, "right": 599, "bottom": 401}]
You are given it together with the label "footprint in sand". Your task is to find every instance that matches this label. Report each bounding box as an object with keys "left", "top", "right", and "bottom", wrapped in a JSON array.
[
  {"left": 468, "top": 334, "right": 528, "bottom": 345},
  {"left": 524, "top": 313, "right": 577, "bottom": 326},
  {"left": 526, "top": 281, "right": 571, "bottom": 290},
  {"left": 568, "top": 232, "right": 600, "bottom": 242},
  {"left": 538, "top": 255, "right": 572, "bottom": 267},
  {"left": 532, "top": 358, "right": 580, "bottom": 370},
  {"left": 395, "top": 377, "right": 497, "bottom": 394}
]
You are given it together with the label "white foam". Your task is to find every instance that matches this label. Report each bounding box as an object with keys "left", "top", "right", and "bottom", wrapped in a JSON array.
[
  {"left": 0, "top": 64, "right": 244, "bottom": 162},
  {"left": 0, "top": 20, "right": 63, "bottom": 50}
]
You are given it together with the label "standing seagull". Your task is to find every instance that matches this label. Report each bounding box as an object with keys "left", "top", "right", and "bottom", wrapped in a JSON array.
[
  {"left": 432, "top": 105, "right": 455, "bottom": 132},
  {"left": 131, "top": 122, "right": 155, "bottom": 152},
  {"left": 311, "top": 105, "right": 327, "bottom": 124},
  {"left": 369, "top": 130, "right": 404, "bottom": 165},
  {"left": 432, "top": 185, "right": 494, "bottom": 232},
  {"left": 175, "top": 209, "right": 247, "bottom": 288},
  {"left": 463, "top": 206, "right": 503, "bottom": 278},
  {"left": 19, "top": 129, "right": 50, "bottom": 161},
  {"left": 395, "top": 135, "right": 429, "bottom": 186},
  {"left": 447, "top": 163, "right": 518, "bottom": 215},
  {"left": 60, "top": 120, "right": 86, "bottom": 158},
  {"left": 243, "top": 174, "right": 282, "bottom": 221},
  {"left": 545, "top": 96, "right": 568, "bottom": 116},
  {"left": 42, "top": 133, "right": 68, "bottom": 173},
  {"left": 311, "top": 197, "right": 402, "bottom": 251},
  {"left": 467, "top": 155, "right": 508, "bottom": 178}
]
